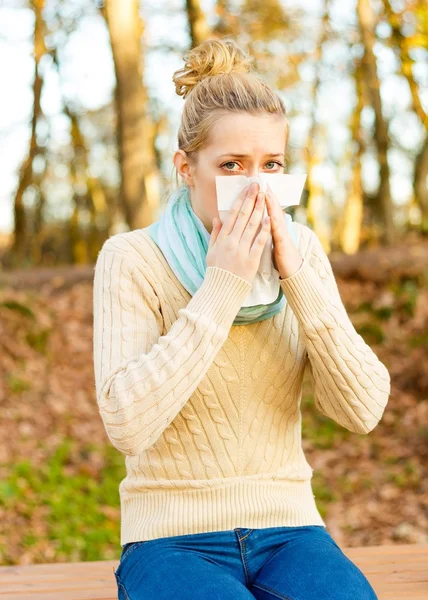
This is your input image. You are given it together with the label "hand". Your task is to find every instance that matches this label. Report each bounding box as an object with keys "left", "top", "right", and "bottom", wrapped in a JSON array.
[
  {"left": 206, "top": 182, "right": 272, "bottom": 285},
  {"left": 264, "top": 184, "right": 304, "bottom": 279}
]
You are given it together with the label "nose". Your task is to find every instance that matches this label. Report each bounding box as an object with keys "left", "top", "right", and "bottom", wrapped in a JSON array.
[
  {"left": 247, "top": 168, "right": 261, "bottom": 179},
  {"left": 247, "top": 174, "right": 263, "bottom": 191}
]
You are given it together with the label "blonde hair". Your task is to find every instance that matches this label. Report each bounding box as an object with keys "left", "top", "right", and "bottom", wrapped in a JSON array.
[{"left": 171, "top": 38, "right": 288, "bottom": 187}]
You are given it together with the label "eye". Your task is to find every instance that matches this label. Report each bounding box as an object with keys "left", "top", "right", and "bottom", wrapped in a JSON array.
[
  {"left": 220, "top": 160, "right": 285, "bottom": 172},
  {"left": 221, "top": 161, "right": 240, "bottom": 171},
  {"left": 265, "top": 161, "right": 285, "bottom": 170}
]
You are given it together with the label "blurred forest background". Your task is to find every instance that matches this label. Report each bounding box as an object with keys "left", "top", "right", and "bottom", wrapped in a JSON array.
[{"left": 0, "top": 0, "right": 427, "bottom": 566}]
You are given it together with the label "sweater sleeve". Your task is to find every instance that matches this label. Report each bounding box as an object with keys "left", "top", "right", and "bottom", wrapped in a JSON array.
[
  {"left": 278, "top": 226, "right": 391, "bottom": 434},
  {"left": 92, "top": 238, "right": 252, "bottom": 456}
]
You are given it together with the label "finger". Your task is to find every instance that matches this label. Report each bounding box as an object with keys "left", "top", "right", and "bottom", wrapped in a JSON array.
[
  {"left": 208, "top": 216, "right": 221, "bottom": 247},
  {"left": 250, "top": 215, "right": 271, "bottom": 257},
  {"left": 220, "top": 184, "right": 251, "bottom": 236},
  {"left": 241, "top": 190, "right": 266, "bottom": 245},
  {"left": 265, "top": 184, "right": 282, "bottom": 212},
  {"left": 208, "top": 217, "right": 218, "bottom": 248},
  {"left": 265, "top": 185, "right": 284, "bottom": 231},
  {"left": 234, "top": 181, "right": 260, "bottom": 231}
]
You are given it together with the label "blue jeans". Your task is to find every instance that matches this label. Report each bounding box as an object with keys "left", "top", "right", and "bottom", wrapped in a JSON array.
[{"left": 113, "top": 525, "right": 378, "bottom": 599}]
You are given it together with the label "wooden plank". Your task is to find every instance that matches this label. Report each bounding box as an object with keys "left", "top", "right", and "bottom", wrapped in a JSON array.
[
  {"left": 0, "top": 544, "right": 426, "bottom": 600},
  {"left": 0, "top": 561, "right": 117, "bottom": 582},
  {"left": 0, "top": 592, "right": 114, "bottom": 600},
  {"left": 343, "top": 544, "right": 428, "bottom": 600},
  {"left": 344, "top": 543, "right": 428, "bottom": 557},
  {"left": 339, "top": 545, "right": 428, "bottom": 600},
  {"left": 0, "top": 562, "right": 118, "bottom": 600}
]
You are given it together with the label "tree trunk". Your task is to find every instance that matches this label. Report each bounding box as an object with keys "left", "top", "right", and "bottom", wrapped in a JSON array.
[
  {"left": 414, "top": 137, "right": 428, "bottom": 233},
  {"left": 102, "top": 0, "right": 160, "bottom": 231},
  {"left": 357, "top": 0, "right": 396, "bottom": 245},
  {"left": 186, "top": 0, "right": 210, "bottom": 47},
  {"left": 304, "top": 0, "right": 330, "bottom": 250},
  {"left": 381, "top": 0, "right": 427, "bottom": 128},
  {"left": 340, "top": 60, "right": 365, "bottom": 254},
  {"left": 51, "top": 48, "right": 112, "bottom": 261},
  {"left": 381, "top": 0, "right": 428, "bottom": 231},
  {"left": 12, "top": 0, "right": 46, "bottom": 262}
]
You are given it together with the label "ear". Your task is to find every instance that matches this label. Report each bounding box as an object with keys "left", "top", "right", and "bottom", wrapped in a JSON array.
[{"left": 173, "top": 150, "right": 195, "bottom": 186}]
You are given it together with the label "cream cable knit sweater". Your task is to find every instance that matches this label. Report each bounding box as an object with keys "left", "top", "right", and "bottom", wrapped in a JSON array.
[{"left": 92, "top": 222, "right": 390, "bottom": 546}]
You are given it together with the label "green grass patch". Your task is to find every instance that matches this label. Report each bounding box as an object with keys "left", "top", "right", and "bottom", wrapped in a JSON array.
[
  {"left": 354, "top": 300, "right": 393, "bottom": 321},
  {"left": 355, "top": 322, "right": 385, "bottom": 345},
  {"left": 385, "top": 459, "right": 421, "bottom": 489},
  {"left": 0, "top": 300, "right": 36, "bottom": 319},
  {"left": 302, "top": 395, "right": 351, "bottom": 449},
  {"left": 311, "top": 472, "right": 338, "bottom": 518},
  {"left": 6, "top": 374, "right": 32, "bottom": 394},
  {"left": 408, "top": 332, "right": 428, "bottom": 348},
  {"left": 0, "top": 437, "right": 126, "bottom": 564},
  {"left": 26, "top": 328, "right": 51, "bottom": 354},
  {"left": 390, "top": 279, "right": 419, "bottom": 317}
]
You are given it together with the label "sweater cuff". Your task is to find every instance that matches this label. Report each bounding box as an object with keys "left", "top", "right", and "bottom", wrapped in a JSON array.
[
  {"left": 278, "top": 257, "right": 330, "bottom": 323},
  {"left": 184, "top": 266, "right": 252, "bottom": 330}
]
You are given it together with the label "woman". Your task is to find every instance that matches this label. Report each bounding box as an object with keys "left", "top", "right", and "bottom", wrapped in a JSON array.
[{"left": 93, "top": 38, "right": 390, "bottom": 599}]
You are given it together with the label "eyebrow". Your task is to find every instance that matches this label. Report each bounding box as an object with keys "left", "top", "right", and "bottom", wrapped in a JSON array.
[{"left": 217, "top": 153, "right": 285, "bottom": 158}]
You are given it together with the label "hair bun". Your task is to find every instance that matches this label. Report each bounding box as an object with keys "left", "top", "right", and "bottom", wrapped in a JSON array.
[{"left": 172, "top": 38, "right": 254, "bottom": 99}]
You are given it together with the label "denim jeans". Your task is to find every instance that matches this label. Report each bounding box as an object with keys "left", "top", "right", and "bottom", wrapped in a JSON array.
[{"left": 113, "top": 525, "right": 378, "bottom": 599}]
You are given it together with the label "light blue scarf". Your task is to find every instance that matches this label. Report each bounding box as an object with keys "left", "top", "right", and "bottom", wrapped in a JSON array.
[{"left": 145, "top": 184, "right": 298, "bottom": 326}]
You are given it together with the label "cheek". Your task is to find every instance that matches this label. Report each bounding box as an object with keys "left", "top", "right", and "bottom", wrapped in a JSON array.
[
  {"left": 204, "top": 170, "right": 220, "bottom": 217},
  {"left": 211, "top": 180, "right": 220, "bottom": 218},
  {"left": 194, "top": 168, "right": 219, "bottom": 219}
]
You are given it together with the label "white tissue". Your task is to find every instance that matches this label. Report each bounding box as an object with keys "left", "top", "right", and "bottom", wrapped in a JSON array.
[{"left": 214, "top": 173, "right": 306, "bottom": 307}]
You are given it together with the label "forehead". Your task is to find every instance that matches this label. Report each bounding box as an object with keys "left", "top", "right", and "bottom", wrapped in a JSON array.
[{"left": 207, "top": 112, "right": 287, "bottom": 153}]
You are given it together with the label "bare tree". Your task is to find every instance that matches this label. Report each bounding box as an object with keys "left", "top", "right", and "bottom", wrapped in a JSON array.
[
  {"left": 186, "top": 0, "right": 210, "bottom": 47},
  {"left": 340, "top": 59, "right": 365, "bottom": 254},
  {"left": 101, "top": 0, "right": 160, "bottom": 231},
  {"left": 357, "top": 0, "right": 396, "bottom": 245},
  {"left": 12, "top": 0, "right": 47, "bottom": 262},
  {"left": 381, "top": 0, "right": 428, "bottom": 231},
  {"left": 304, "top": 0, "right": 330, "bottom": 250}
]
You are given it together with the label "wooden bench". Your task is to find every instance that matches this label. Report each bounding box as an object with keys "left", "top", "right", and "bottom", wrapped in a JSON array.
[{"left": 1, "top": 543, "right": 427, "bottom": 599}]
